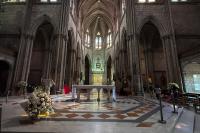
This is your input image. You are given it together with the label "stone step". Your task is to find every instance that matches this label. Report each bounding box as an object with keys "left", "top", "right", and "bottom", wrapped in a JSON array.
[{"left": 173, "top": 109, "right": 195, "bottom": 133}]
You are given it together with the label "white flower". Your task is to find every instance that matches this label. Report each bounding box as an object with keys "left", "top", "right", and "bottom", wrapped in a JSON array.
[{"left": 42, "top": 103, "right": 45, "bottom": 106}]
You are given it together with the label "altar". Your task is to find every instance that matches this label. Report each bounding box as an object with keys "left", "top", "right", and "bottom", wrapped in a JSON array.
[{"left": 72, "top": 85, "right": 116, "bottom": 102}]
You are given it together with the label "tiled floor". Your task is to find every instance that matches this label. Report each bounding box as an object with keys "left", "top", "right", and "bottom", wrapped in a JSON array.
[
  {"left": 0, "top": 95, "right": 184, "bottom": 133},
  {"left": 49, "top": 97, "right": 159, "bottom": 122}
]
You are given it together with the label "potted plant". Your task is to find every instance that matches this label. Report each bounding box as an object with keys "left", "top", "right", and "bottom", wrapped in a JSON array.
[
  {"left": 168, "top": 83, "right": 180, "bottom": 94},
  {"left": 167, "top": 82, "right": 180, "bottom": 113}
]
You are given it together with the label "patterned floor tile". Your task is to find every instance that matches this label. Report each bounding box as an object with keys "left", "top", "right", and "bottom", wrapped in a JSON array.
[
  {"left": 98, "top": 113, "right": 110, "bottom": 119},
  {"left": 134, "top": 110, "right": 145, "bottom": 114},
  {"left": 114, "top": 114, "right": 127, "bottom": 120},
  {"left": 82, "top": 113, "right": 94, "bottom": 119},
  {"left": 50, "top": 113, "right": 63, "bottom": 117},
  {"left": 50, "top": 97, "right": 159, "bottom": 122},
  {"left": 136, "top": 122, "right": 155, "bottom": 127},
  {"left": 127, "top": 112, "right": 139, "bottom": 117},
  {"left": 65, "top": 113, "right": 79, "bottom": 119}
]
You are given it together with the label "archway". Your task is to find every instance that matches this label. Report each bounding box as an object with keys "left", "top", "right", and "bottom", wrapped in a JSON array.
[
  {"left": 0, "top": 60, "right": 10, "bottom": 96},
  {"left": 28, "top": 22, "right": 54, "bottom": 91},
  {"left": 107, "top": 56, "right": 112, "bottom": 84},
  {"left": 85, "top": 55, "right": 90, "bottom": 85},
  {"left": 139, "top": 22, "right": 167, "bottom": 91}
]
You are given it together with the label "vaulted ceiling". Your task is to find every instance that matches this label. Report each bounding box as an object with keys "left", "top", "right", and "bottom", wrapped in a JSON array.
[{"left": 78, "top": 0, "right": 119, "bottom": 33}]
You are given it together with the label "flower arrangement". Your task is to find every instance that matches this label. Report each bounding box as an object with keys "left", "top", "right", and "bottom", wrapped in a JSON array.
[
  {"left": 17, "top": 81, "right": 28, "bottom": 96},
  {"left": 168, "top": 83, "right": 180, "bottom": 90},
  {"left": 17, "top": 81, "right": 28, "bottom": 88},
  {"left": 26, "top": 86, "right": 54, "bottom": 119}
]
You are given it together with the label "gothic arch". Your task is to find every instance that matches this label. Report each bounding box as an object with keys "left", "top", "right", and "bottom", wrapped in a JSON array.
[
  {"left": 136, "top": 16, "right": 167, "bottom": 37},
  {"left": 0, "top": 60, "right": 11, "bottom": 96},
  {"left": 84, "top": 54, "right": 91, "bottom": 85},
  {"left": 28, "top": 22, "right": 54, "bottom": 86},
  {"left": 29, "top": 15, "right": 57, "bottom": 36},
  {"left": 85, "top": 54, "right": 91, "bottom": 65},
  {"left": 139, "top": 21, "right": 167, "bottom": 90},
  {"left": 106, "top": 55, "right": 112, "bottom": 84}
]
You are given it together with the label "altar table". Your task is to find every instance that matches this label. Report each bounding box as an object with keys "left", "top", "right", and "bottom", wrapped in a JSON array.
[{"left": 72, "top": 85, "right": 116, "bottom": 102}]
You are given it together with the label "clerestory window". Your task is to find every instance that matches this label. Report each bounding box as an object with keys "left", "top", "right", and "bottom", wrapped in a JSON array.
[
  {"left": 85, "top": 29, "right": 90, "bottom": 47},
  {"left": 95, "top": 32, "right": 102, "bottom": 49},
  {"left": 107, "top": 29, "right": 112, "bottom": 48}
]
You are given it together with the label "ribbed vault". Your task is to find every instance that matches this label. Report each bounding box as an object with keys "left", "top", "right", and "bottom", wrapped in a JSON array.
[{"left": 78, "top": 0, "right": 119, "bottom": 33}]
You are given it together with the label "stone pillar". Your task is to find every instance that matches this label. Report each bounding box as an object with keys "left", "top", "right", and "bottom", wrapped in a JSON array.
[
  {"left": 126, "top": 0, "right": 143, "bottom": 95},
  {"left": 12, "top": 0, "right": 33, "bottom": 90},
  {"left": 163, "top": 0, "right": 183, "bottom": 89},
  {"left": 70, "top": 50, "right": 76, "bottom": 85},
  {"left": 76, "top": 56, "right": 81, "bottom": 83},
  {"left": 54, "top": 0, "right": 70, "bottom": 93},
  {"left": 24, "top": 36, "right": 34, "bottom": 81},
  {"left": 162, "top": 35, "right": 182, "bottom": 86}
]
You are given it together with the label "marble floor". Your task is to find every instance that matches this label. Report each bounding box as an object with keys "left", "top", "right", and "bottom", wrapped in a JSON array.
[{"left": 0, "top": 94, "right": 185, "bottom": 133}]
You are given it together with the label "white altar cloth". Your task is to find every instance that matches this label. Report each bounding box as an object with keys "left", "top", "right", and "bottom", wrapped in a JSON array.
[{"left": 72, "top": 85, "right": 116, "bottom": 102}]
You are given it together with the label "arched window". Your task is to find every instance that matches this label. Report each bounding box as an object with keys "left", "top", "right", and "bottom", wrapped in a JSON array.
[
  {"left": 107, "top": 29, "right": 112, "bottom": 48},
  {"left": 95, "top": 32, "right": 102, "bottom": 49},
  {"left": 85, "top": 29, "right": 90, "bottom": 47}
]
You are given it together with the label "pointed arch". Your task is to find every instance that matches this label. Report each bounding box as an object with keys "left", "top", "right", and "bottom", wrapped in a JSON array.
[
  {"left": 0, "top": 60, "right": 11, "bottom": 96},
  {"left": 136, "top": 16, "right": 167, "bottom": 37},
  {"left": 84, "top": 54, "right": 91, "bottom": 85},
  {"left": 29, "top": 15, "right": 57, "bottom": 36}
]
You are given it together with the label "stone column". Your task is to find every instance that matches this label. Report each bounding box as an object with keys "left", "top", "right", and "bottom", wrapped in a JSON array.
[
  {"left": 70, "top": 50, "right": 76, "bottom": 85},
  {"left": 24, "top": 35, "right": 34, "bottom": 81},
  {"left": 12, "top": 0, "right": 33, "bottom": 90},
  {"left": 162, "top": 35, "right": 182, "bottom": 85},
  {"left": 126, "top": 0, "right": 143, "bottom": 95},
  {"left": 54, "top": 0, "right": 70, "bottom": 93},
  {"left": 76, "top": 56, "right": 81, "bottom": 83},
  {"left": 163, "top": 0, "right": 183, "bottom": 88}
]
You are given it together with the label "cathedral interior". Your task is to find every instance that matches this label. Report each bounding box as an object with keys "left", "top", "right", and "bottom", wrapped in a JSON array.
[{"left": 0, "top": 0, "right": 200, "bottom": 133}]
